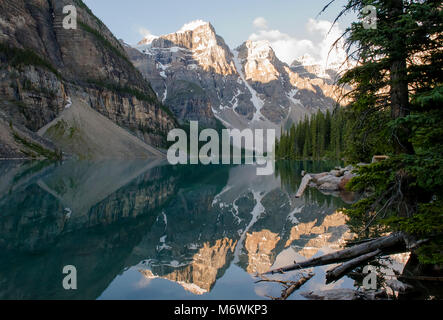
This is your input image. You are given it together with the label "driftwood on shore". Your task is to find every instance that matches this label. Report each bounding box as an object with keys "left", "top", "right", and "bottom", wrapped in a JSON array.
[
  {"left": 262, "top": 232, "right": 405, "bottom": 275},
  {"left": 296, "top": 174, "right": 312, "bottom": 198},
  {"left": 257, "top": 273, "right": 315, "bottom": 300},
  {"left": 325, "top": 249, "right": 381, "bottom": 283}
]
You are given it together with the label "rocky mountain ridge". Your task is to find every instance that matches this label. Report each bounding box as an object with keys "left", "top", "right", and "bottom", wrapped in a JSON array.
[{"left": 126, "top": 20, "right": 346, "bottom": 132}]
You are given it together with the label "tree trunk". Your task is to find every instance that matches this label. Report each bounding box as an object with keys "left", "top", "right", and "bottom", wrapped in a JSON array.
[
  {"left": 325, "top": 249, "right": 381, "bottom": 283},
  {"left": 388, "top": 0, "right": 413, "bottom": 154}
]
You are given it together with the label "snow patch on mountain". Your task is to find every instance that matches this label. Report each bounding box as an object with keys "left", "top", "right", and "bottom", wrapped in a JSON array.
[
  {"left": 178, "top": 20, "right": 209, "bottom": 33},
  {"left": 139, "top": 34, "right": 159, "bottom": 45},
  {"left": 287, "top": 88, "right": 300, "bottom": 105},
  {"left": 232, "top": 49, "right": 265, "bottom": 122}
]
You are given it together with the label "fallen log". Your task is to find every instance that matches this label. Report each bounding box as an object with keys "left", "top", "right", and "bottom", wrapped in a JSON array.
[
  {"left": 325, "top": 249, "right": 381, "bottom": 283},
  {"left": 296, "top": 174, "right": 312, "bottom": 198},
  {"left": 345, "top": 237, "right": 380, "bottom": 247},
  {"left": 262, "top": 273, "right": 315, "bottom": 300},
  {"left": 262, "top": 232, "right": 404, "bottom": 275},
  {"left": 346, "top": 272, "right": 443, "bottom": 282},
  {"left": 278, "top": 273, "right": 314, "bottom": 300}
]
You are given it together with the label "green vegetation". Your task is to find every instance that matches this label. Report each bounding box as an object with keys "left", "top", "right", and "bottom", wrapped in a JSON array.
[
  {"left": 12, "top": 130, "right": 62, "bottom": 160},
  {"left": 0, "top": 42, "right": 61, "bottom": 78},
  {"left": 276, "top": 107, "right": 351, "bottom": 160},
  {"left": 330, "top": 0, "right": 443, "bottom": 264},
  {"left": 44, "top": 120, "right": 94, "bottom": 160},
  {"left": 46, "top": 119, "right": 79, "bottom": 140},
  {"left": 276, "top": 0, "right": 442, "bottom": 265}
]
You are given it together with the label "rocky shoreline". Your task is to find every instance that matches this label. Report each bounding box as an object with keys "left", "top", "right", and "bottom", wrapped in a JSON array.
[
  {"left": 296, "top": 165, "right": 359, "bottom": 203},
  {"left": 306, "top": 165, "right": 357, "bottom": 192}
]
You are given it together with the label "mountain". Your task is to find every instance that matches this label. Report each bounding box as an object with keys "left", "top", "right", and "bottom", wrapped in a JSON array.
[
  {"left": 0, "top": 0, "right": 176, "bottom": 159},
  {"left": 125, "top": 20, "right": 345, "bottom": 132}
]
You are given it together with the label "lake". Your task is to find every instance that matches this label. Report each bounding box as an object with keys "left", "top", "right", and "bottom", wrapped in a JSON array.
[{"left": 0, "top": 160, "right": 410, "bottom": 299}]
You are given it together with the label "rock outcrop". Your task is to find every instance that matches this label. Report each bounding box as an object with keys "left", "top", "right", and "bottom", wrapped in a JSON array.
[
  {"left": 308, "top": 165, "right": 357, "bottom": 192},
  {"left": 0, "top": 0, "right": 176, "bottom": 158}
]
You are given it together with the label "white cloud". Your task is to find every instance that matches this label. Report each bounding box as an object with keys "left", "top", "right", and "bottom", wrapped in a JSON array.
[
  {"left": 248, "top": 18, "right": 347, "bottom": 69},
  {"left": 138, "top": 27, "right": 154, "bottom": 38},
  {"left": 253, "top": 17, "right": 268, "bottom": 30}
]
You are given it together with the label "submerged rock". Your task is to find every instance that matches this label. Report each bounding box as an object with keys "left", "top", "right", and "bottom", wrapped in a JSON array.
[
  {"left": 297, "top": 165, "right": 358, "bottom": 200},
  {"left": 301, "top": 288, "right": 388, "bottom": 300}
]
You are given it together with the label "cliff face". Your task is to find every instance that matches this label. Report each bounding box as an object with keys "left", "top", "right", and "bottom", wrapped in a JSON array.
[{"left": 0, "top": 0, "right": 176, "bottom": 158}]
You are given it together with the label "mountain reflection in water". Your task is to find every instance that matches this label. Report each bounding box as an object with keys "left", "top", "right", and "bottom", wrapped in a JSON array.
[{"left": 0, "top": 160, "right": 410, "bottom": 300}]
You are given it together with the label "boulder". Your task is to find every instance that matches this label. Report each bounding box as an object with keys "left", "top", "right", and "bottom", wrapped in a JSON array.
[
  {"left": 311, "top": 172, "right": 328, "bottom": 181},
  {"left": 330, "top": 169, "right": 342, "bottom": 177},
  {"left": 338, "top": 173, "right": 356, "bottom": 191},
  {"left": 317, "top": 174, "right": 342, "bottom": 185},
  {"left": 319, "top": 182, "right": 339, "bottom": 191}
]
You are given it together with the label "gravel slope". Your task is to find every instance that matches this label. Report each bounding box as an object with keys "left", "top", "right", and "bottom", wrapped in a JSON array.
[{"left": 38, "top": 97, "right": 165, "bottom": 159}]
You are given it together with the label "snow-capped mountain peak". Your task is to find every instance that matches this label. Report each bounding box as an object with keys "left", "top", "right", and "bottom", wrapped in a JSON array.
[
  {"left": 138, "top": 34, "right": 159, "bottom": 46},
  {"left": 177, "top": 20, "right": 210, "bottom": 33},
  {"left": 245, "top": 40, "right": 274, "bottom": 60}
]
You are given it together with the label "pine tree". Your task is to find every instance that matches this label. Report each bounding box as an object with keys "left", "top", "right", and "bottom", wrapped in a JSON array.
[{"left": 330, "top": 0, "right": 443, "bottom": 264}]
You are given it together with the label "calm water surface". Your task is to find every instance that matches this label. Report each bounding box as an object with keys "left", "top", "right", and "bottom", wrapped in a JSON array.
[{"left": 0, "top": 160, "right": 408, "bottom": 299}]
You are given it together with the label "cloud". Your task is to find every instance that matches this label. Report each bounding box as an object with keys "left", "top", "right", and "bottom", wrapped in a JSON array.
[
  {"left": 138, "top": 27, "right": 154, "bottom": 38},
  {"left": 248, "top": 18, "right": 346, "bottom": 69},
  {"left": 253, "top": 17, "right": 268, "bottom": 30}
]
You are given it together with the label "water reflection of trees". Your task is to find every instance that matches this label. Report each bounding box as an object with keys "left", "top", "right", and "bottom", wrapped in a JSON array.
[
  {"left": 275, "top": 160, "right": 347, "bottom": 209},
  {"left": 275, "top": 160, "right": 343, "bottom": 192}
]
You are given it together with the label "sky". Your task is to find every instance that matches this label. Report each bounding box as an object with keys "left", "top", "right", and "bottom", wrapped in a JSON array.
[{"left": 83, "top": 0, "right": 358, "bottom": 67}]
